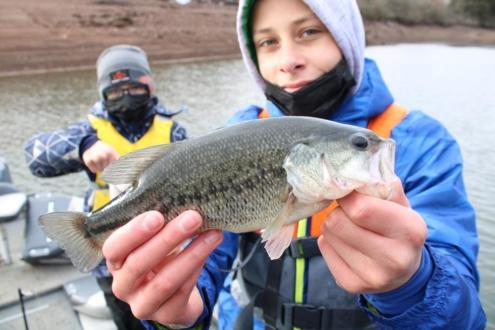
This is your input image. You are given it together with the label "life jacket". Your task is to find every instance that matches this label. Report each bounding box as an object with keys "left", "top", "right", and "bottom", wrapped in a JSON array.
[
  {"left": 234, "top": 104, "right": 407, "bottom": 330},
  {"left": 88, "top": 114, "right": 174, "bottom": 211}
]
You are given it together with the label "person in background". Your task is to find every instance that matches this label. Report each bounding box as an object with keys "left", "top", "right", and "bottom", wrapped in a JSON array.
[
  {"left": 24, "top": 44, "right": 187, "bottom": 330},
  {"left": 100, "top": 1, "right": 486, "bottom": 329}
]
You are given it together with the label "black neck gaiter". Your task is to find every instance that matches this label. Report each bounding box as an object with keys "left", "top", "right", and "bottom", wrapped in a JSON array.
[
  {"left": 104, "top": 94, "right": 151, "bottom": 122},
  {"left": 264, "top": 59, "right": 356, "bottom": 119}
]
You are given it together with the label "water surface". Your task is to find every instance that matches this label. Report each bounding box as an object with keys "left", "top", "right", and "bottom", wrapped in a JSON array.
[{"left": 0, "top": 44, "right": 493, "bottom": 328}]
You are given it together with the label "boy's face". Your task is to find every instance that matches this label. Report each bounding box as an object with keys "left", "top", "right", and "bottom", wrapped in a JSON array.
[{"left": 252, "top": 0, "right": 342, "bottom": 93}]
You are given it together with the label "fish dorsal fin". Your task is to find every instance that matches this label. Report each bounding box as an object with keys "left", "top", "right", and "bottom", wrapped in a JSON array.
[{"left": 102, "top": 144, "right": 175, "bottom": 185}]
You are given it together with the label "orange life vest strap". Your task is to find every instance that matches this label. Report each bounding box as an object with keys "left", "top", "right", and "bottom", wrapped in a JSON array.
[
  {"left": 258, "top": 104, "right": 407, "bottom": 138},
  {"left": 367, "top": 104, "right": 408, "bottom": 138},
  {"left": 309, "top": 201, "right": 339, "bottom": 237},
  {"left": 258, "top": 108, "right": 270, "bottom": 119},
  {"left": 257, "top": 104, "right": 408, "bottom": 237}
]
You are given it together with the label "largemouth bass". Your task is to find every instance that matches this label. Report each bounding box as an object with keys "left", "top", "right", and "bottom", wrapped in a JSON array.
[{"left": 40, "top": 116, "right": 397, "bottom": 272}]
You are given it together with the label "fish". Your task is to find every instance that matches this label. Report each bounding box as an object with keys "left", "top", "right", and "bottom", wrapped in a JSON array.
[{"left": 39, "top": 116, "right": 397, "bottom": 272}]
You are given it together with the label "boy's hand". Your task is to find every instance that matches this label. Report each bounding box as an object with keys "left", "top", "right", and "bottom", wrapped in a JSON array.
[
  {"left": 102, "top": 210, "right": 223, "bottom": 327},
  {"left": 318, "top": 180, "right": 427, "bottom": 294},
  {"left": 82, "top": 140, "right": 120, "bottom": 173}
]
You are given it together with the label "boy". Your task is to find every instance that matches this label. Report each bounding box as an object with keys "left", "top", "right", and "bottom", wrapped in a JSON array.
[
  {"left": 24, "top": 44, "right": 187, "bottom": 330},
  {"left": 101, "top": 2, "right": 486, "bottom": 329}
]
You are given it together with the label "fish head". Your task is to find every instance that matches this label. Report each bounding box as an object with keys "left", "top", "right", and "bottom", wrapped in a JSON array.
[{"left": 283, "top": 128, "right": 397, "bottom": 204}]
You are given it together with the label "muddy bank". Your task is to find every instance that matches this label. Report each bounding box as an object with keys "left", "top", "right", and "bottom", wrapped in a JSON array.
[
  {"left": 1, "top": 0, "right": 494, "bottom": 77},
  {"left": 0, "top": 0, "right": 239, "bottom": 76},
  {"left": 365, "top": 20, "right": 495, "bottom": 47}
]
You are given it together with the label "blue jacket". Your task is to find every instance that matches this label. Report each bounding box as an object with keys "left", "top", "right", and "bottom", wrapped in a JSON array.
[{"left": 171, "top": 59, "right": 485, "bottom": 330}]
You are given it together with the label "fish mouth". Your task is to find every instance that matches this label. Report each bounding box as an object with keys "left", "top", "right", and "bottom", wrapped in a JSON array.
[
  {"left": 365, "top": 139, "right": 397, "bottom": 199},
  {"left": 380, "top": 139, "right": 396, "bottom": 183}
]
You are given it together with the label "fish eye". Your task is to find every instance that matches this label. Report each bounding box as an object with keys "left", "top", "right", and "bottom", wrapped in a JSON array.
[{"left": 350, "top": 134, "right": 369, "bottom": 151}]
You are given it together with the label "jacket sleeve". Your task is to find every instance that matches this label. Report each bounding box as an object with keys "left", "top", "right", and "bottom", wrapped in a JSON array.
[
  {"left": 23, "top": 119, "right": 96, "bottom": 177},
  {"left": 193, "top": 232, "right": 239, "bottom": 328},
  {"left": 360, "top": 111, "right": 486, "bottom": 329},
  {"left": 170, "top": 121, "right": 188, "bottom": 142}
]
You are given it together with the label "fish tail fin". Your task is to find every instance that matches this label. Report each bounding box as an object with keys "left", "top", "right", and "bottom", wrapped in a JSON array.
[{"left": 39, "top": 212, "right": 103, "bottom": 272}]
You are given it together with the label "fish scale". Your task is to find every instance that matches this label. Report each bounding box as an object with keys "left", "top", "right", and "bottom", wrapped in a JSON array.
[{"left": 158, "top": 148, "right": 288, "bottom": 231}]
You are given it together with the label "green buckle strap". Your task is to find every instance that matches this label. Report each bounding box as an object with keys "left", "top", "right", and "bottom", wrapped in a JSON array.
[{"left": 287, "top": 237, "right": 321, "bottom": 259}]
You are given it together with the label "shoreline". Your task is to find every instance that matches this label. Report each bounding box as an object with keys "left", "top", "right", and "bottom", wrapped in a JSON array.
[
  {"left": 2, "top": 33, "right": 493, "bottom": 79},
  {"left": 1, "top": 0, "right": 495, "bottom": 78},
  {"left": 364, "top": 20, "right": 495, "bottom": 48},
  {"left": 0, "top": 53, "right": 241, "bottom": 78}
]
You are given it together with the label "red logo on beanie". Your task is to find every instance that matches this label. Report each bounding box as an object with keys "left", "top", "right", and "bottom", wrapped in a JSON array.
[{"left": 111, "top": 71, "right": 128, "bottom": 81}]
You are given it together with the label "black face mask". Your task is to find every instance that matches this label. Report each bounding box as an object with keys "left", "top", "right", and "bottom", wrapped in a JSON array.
[
  {"left": 264, "top": 59, "right": 356, "bottom": 119},
  {"left": 104, "top": 94, "right": 151, "bottom": 122}
]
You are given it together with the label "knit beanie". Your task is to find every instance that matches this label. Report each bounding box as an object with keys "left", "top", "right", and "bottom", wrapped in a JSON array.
[
  {"left": 236, "top": 0, "right": 365, "bottom": 94},
  {"left": 96, "top": 44, "right": 154, "bottom": 98}
]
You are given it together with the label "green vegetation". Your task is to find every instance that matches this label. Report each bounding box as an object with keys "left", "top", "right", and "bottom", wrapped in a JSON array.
[
  {"left": 452, "top": 0, "right": 495, "bottom": 27},
  {"left": 358, "top": 0, "right": 451, "bottom": 26},
  {"left": 358, "top": 0, "right": 495, "bottom": 28}
]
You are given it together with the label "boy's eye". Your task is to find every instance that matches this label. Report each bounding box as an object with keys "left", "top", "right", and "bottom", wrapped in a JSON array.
[
  {"left": 257, "top": 38, "right": 276, "bottom": 48},
  {"left": 301, "top": 28, "right": 320, "bottom": 37}
]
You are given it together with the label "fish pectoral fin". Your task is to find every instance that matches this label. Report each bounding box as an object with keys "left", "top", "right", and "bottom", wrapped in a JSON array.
[
  {"left": 263, "top": 223, "right": 296, "bottom": 260},
  {"left": 261, "top": 192, "right": 331, "bottom": 260},
  {"left": 261, "top": 195, "right": 296, "bottom": 259},
  {"left": 102, "top": 144, "right": 175, "bottom": 185}
]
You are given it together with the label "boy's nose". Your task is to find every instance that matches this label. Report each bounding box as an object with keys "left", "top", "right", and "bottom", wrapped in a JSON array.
[{"left": 278, "top": 43, "right": 305, "bottom": 74}]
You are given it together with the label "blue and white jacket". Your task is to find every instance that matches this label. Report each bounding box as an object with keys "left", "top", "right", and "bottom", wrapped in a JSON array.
[{"left": 24, "top": 96, "right": 187, "bottom": 211}]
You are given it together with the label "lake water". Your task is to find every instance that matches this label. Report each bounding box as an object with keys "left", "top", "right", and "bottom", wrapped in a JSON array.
[{"left": 0, "top": 44, "right": 493, "bottom": 328}]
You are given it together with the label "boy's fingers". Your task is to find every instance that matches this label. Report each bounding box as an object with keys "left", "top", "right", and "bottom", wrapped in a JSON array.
[
  {"left": 103, "top": 211, "right": 165, "bottom": 271},
  {"left": 129, "top": 230, "right": 223, "bottom": 318},
  {"left": 336, "top": 190, "right": 415, "bottom": 237},
  {"left": 116, "top": 211, "right": 203, "bottom": 281},
  {"left": 385, "top": 179, "right": 409, "bottom": 207}
]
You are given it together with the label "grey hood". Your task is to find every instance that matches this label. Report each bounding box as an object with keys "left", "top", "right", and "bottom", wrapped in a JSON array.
[{"left": 236, "top": 0, "right": 365, "bottom": 94}]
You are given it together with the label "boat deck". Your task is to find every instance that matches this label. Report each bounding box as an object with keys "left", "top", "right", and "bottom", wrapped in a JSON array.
[{"left": 0, "top": 213, "right": 93, "bottom": 329}]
